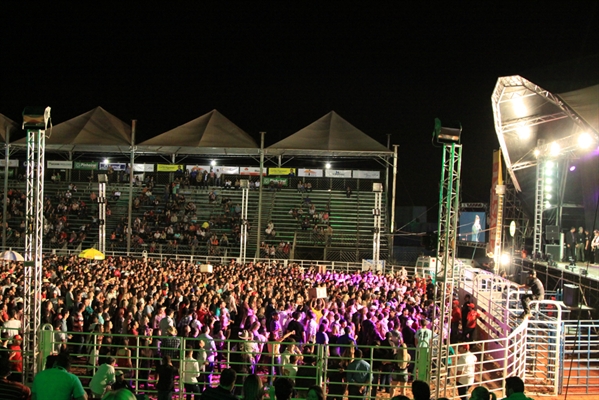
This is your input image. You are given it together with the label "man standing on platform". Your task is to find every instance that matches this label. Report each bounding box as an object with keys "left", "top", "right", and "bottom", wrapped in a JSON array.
[
  {"left": 566, "top": 227, "right": 578, "bottom": 262},
  {"left": 592, "top": 230, "right": 599, "bottom": 265},
  {"left": 576, "top": 226, "right": 587, "bottom": 262}
]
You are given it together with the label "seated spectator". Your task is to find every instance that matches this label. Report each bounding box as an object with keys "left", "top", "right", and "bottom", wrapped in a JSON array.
[
  {"left": 112, "top": 190, "right": 121, "bottom": 201},
  {"left": 200, "top": 367, "right": 238, "bottom": 399}
]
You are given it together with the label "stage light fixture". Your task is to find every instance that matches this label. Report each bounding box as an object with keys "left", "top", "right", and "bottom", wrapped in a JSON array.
[
  {"left": 210, "top": 160, "right": 216, "bottom": 167},
  {"left": 104, "top": 158, "right": 109, "bottom": 164},
  {"left": 325, "top": 162, "right": 331, "bottom": 169},
  {"left": 545, "top": 185, "right": 552, "bottom": 192},
  {"left": 578, "top": 132, "right": 593, "bottom": 149},
  {"left": 545, "top": 178, "right": 553, "bottom": 184},
  {"left": 512, "top": 95, "right": 527, "bottom": 118},
  {"left": 517, "top": 125, "right": 531, "bottom": 140},
  {"left": 500, "top": 253, "right": 511, "bottom": 266},
  {"left": 544, "top": 201, "right": 551, "bottom": 209},
  {"left": 549, "top": 142, "right": 561, "bottom": 157},
  {"left": 533, "top": 148, "right": 541, "bottom": 157},
  {"left": 569, "top": 165, "right": 576, "bottom": 172},
  {"left": 546, "top": 194, "right": 552, "bottom": 200}
]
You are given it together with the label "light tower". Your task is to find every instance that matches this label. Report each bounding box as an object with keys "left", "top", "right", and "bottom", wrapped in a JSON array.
[
  {"left": 22, "top": 106, "right": 51, "bottom": 381},
  {"left": 430, "top": 118, "right": 463, "bottom": 398}
]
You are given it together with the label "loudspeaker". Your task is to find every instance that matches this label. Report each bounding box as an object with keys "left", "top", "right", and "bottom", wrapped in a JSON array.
[
  {"left": 546, "top": 225, "right": 559, "bottom": 241},
  {"left": 545, "top": 244, "right": 561, "bottom": 261},
  {"left": 563, "top": 284, "right": 580, "bottom": 308}
]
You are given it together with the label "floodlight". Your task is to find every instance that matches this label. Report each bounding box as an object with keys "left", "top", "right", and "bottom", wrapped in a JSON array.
[
  {"left": 210, "top": 160, "right": 216, "bottom": 167},
  {"left": 545, "top": 178, "right": 553, "bottom": 184},
  {"left": 500, "top": 253, "right": 511, "bottom": 266},
  {"left": 549, "top": 142, "right": 561, "bottom": 157},
  {"left": 545, "top": 160, "right": 554, "bottom": 169},
  {"left": 104, "top": 158, "right": 109, "bottom": 164},
  {"left": 546, "top": 194, "right": 552, "bottom": 200},
  {"left": 517, "top": 125, "right": 531, "bottom": 140},
  {"left": 569, "top": 165, "right": 576, "bottom": 172},
  {"left": 545, "top": 185, "right": 552, "bottom": 192},
  {"left": 23, "top": 106, "right": 51, "bottom": 130},
  {"left": 325, "top": 162, "right": 331, "bottom": 169},
  {"left": 433, "top": 118, "right": 461, "bottom": 144},
  {"left": 578, "top": 132, "right": 593, "bottom": 149},
  {"left": 533, "top": 149, "right": 541, "bottom": 157},
  {"left": 544, "top": 201, "right": 551, "bottom": 209},
  {"left": 512, "top": 95, "right": 527, "bottom": 118}
]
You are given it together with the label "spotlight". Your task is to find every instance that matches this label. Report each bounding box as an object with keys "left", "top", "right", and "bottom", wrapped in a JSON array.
[
  {"left": 546, "top": 194, "right": 552, "bottom": 200},
  {"left": 210, "top": 160, "right": 216, "bottom": 167},
  {"left": 545, "top": 178, "right": 553, "bottom": 184},
  {"left": 500, "top": 253, "right": 511, "bottom": 266},
  {"left": 325, "top": 162, "right": 331, "bottom": 169},
  {"left": 549, "top": 142, "right": 561, "bottom": 157},
  {"left": 569, "top": 165, "right": 576, "bottom": 172},
  {"left": 544, "top": 201, "right": 551, "bottom": 209},
  {"left": 533, "top": 149, "right": 541, "bottom": 157},
  {"left": 545, "top": 161, "right": 554, "bottom": 169},
  {"left": 517, "top": 125, "right": 531, "bottom": 140},
  {"left": 512, "top": 95, "right": 527, "bottom": 117},
  {"left": 104, "top": 158, "right": 109, "bottom": 164},
  {"left": 578, "top": 132, "right": 593, "bottom": 149}
]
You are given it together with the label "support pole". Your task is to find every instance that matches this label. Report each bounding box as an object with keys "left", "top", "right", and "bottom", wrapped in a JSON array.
[
  {"left": 240, "top": 184, "right": 249, "bottom": 264},
  {"left": 373, "top": 190, "right": 382, "bottom": 268},
  {"left": 2, "top": 126, "right": 9, "bottom": 249},
  {"left": 256, "top": 132, "right": 265, "bottom": 258},
  {"left": 390, "top": 144, "right": 398, "bottom": 234},
  {"left": 126, "top": 120, "right": 136, "bottom": 255},
  {"left": 98, "top": 179, "right": 106, "bottom": 254}
]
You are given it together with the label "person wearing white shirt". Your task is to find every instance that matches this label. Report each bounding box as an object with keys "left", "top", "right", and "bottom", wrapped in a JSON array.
[
  {"left": 457, "top": 344, "right": 477, "bottom": 400},
  {"left": 181, "top": 347, "right": 201, "bottom": 400},
  {"left": 89, "top": 357, "right": 116, "bottom": 398}
]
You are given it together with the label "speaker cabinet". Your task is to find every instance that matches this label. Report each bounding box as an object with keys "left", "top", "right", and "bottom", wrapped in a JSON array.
[
  {"left": 563, "top": 284, "right": 580, "bottom": 308},
  {"left": 546, "top": 225, "right": 559, "bottom": 241},
  {"left": 545, "top": 244, "right": 561, "bottom": 261}
]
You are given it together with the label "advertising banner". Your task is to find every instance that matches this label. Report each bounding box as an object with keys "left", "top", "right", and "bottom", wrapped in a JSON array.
[
  {"left": 298, "top": 168, "right": 323, "bottom": 177},
  {"left": 488, "top": 150, "right": 502, "bottom": 255},
  {"left": 217, "top": 166, "right": 240, "bottom": 175},
  {"left": 186, "top": 165, "right": 211, "bottom": 173},
  {"left": 239, "top": 167, "right": 265, "bottom": 176},
  {"left": 47, "top": 161, "right": 73, "bottom": 169},
  {"left": 353, "top": 170, "right": 380, "bottom": 179},
  {"left": 263, "top": 177, "right": 288, "bottom": 186},
  {"left": 133, "top": 164, "right": 154, "bottom": 172},
  {"left": 0, "top": 169, "right": 14, "bottom": 177},
  {"left": 156, "top": 164, "right": 184, "bottom": 172},
  {"left": 99, "top": 162, "right": 127, "bottom": 171},
  {"left": 0, "top": 159, "right": 19, "bottom": 167},
  {"left": 268, "top": 167, "right": 295, "bottom": 176},
  {"left": 325, "top": 169, "right": 352, "bottom": 178},
  {"left": 74, "top": 161, "right": 99, "bottom": 170}
]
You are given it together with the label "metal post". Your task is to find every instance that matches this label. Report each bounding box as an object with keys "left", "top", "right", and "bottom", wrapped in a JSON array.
[
  {"left": 126, "top": 120, "right": 136, "bottom": 255},
  {"left": 256, "top": 132, "right": 265, "bottom": 257},
  {"left": 390, "top": 144, "right": 398, "bottom": 234},
  {"left": 2, "top": 126, "right": 9, "bottom": 249},
  {"left": 98, "top": 180, "right": 106, "bottom": 254},
  {"left": 373, "top": 190, "right": 382, "bottom": 268},
  {"left": 240, "top": 185, "right": 249, "bottom": 264}
]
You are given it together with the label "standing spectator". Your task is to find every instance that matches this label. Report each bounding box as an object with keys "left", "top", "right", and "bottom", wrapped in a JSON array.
[
  {"left": 156, "top": 355, "right": 178, "bottom": 400},
  {"left": 451, "top": 300, "right": 462, "bottom": 343},
  {"left": 414, "top": 318, "right": 432, "bottom": 381},
  {"left": 0, "top": 359, "right": 31, "bottom": 400},
  {"left": 412, "top": 380, "right": 431, "bottom": 400},
  {"left": 32, "top": 353, "right": 87, "bottom": 400},
  {"left": 161, "top": 326, "right": 181, "bottom": 362},
  {"left": 463, "top": 303, "right": 479, "bottom": 341},
  {"left": 457, "top": 344, "right": 477, "bottom": 400},
  {"left": 504, "top": 376, "right": 535, "bottom": 400},
  {"left": 181, "top": 346, "right": 201, "bottom": 400},
  {"left": 200, "top": 367, "right": 238, "bottom": 400},
  {"left": 346, "top": 348, "right": 371, "bottom": 399},
  {"left": 2, "top": 310, "right": 21, "bottom": 339},
  {"left": 198, "top": 325, "right": 216, "bottom": 386},
  {"left": 242, "top": 374, "right": 264, "bottom": 400},
  {"left": 576, "top": 226, "right": 587, "bottom": 262}
]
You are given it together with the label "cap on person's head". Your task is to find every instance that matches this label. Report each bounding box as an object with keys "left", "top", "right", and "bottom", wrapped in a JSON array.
[{"left": 452, "top": 300, "right": 460, "bottom": 306}]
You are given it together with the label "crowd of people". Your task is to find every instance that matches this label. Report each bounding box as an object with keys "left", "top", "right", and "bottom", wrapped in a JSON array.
[{"left": 0, "top": 251, "right": 518, "bottom": 399}]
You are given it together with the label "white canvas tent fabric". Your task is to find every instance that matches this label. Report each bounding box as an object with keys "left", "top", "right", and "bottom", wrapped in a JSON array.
[
  {"left": 0, "top": 113, "right": 19, "bottom": 142},
  {"left": 137, "top": 109, "right": 258, "bottom": 155},
  {"left": 13, "top": 106, "right": 132, "bottom": 153},
  {"left": 266, "top": 111, "right": 392, "bottom": 156},
  {"left": 557, "top": 84, "right": 599, "bottom": 135}
]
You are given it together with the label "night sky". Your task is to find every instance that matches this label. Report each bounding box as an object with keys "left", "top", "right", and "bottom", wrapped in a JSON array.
[{"left": 1, "top": 3, "right": 597, "bottom": 210}]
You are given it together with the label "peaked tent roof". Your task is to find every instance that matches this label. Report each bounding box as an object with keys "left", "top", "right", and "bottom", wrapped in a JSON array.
[
  {"left": 13, "top": 106, "right": 132, "bottom": 153},
  {"left": 557, "top": 84, "right": 599, "bottom": 135},
  {"left": 266, "top": 111, "right": 392, "bottom": 156},
  {"left": 0, "top": 114, "right": 20, "bottom": 143},
  {"left": 137, "top": 109, "right": 258, "bottom": 156}
]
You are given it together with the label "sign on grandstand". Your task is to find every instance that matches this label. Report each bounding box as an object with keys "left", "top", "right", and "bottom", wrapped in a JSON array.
[
  {"left": 325, "top": 169, "right": 352, "bottom": 178},
  {"left": 156, "top": 164, "right": 183, "bottom": 172},
  {"left": 134, "top": 164, "right": 154, "bottom": 172},
  {"left": 269, "top": 168, "right": 295, "bottom": 176},
  {"left": 298, "top": 168, "right": 324, "bottom": 177},
  {"left": 47, "top": 160, "right": 73, "bottom": 169},
  {"left": 239, "top": 167, "right": 265, "bottom": 176},
  {"left": 362, "top": 259, "right": 385, "bottom": 272},
  {"left": 100, "top": 162, "right": 127, "bottom": 171},
  {"left": 74, "top": 161, "right": 98, "bottom": 170},
  {"left": 263, "top": 177, "right": 288, "bottom": 186},
  {"left": 353, "top": 170, "right": 380, "bottom": 179},
  {"left": 186, "top": 165, "right": 211, "bottom": 173},
  {"left": 0, "top": 159, "right": 19, "bottom": 167},
  {"left": 218, "top": 166, "right": 240, "bottom": 175}
]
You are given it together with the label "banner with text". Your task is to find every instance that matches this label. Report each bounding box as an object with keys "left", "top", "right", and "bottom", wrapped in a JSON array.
[
  {"left": 268, "top": 167, "right": 295, "bottom": 176},
  {"left": 47, "top": 161, "right": 73, "bottom": 169},
  {"left": 0, "top": 159, "right": 19, "bottom": 167},
  {"left": 263, "top": 177, "right": 288, "bottom": 186},
  {"left": 186, "top": 165, "right": 211, "bottom": 174},
  {"left": 133, "top": 164, "right": 155, "bottom": 172},
  {"left": 216, "top": 166, "right": 240, "bottom": 175},
  {"left": 239, "top": 167, "right": 265, "bottom": 176},
  {"left": 156, "top": 164, "right": 184, "bottom": 172},
  {"left": 325, "top": 169, "right": 352, "bottom": 178},
  {"left": 353, "top": 170, "right": 380, "bottom": 179},
  {"left": 99, "top": 162, "right": 127, "bottom": 171},
  {"left": 74, "top": 161, "right": 99, "bottom": 170},
  {"left": 298, "top": 168, "right": 323, "bottom": 177}
]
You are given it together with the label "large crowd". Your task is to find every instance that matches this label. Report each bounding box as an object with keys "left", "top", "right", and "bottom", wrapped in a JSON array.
[{"left": 0, "top": 253, "right": 512, "bottom": 400}]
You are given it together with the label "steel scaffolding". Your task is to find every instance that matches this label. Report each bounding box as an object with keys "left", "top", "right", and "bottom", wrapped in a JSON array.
[
  {"left": 23, "top": 107, "right": 50, "bottom": 381},
  {"left": 431, "top": 142, "right": 462, "bottom": 398},
  {"left": 534, "top": 159, "right": 545, "bottom": 256},
  {"left": 240, "top": 184, "right": 249, "bottom": 264}
]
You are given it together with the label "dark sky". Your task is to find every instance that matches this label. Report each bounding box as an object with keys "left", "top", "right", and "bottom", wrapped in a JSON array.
[{"left": 1, "top": 3, "right": 597, "bottom": 210}]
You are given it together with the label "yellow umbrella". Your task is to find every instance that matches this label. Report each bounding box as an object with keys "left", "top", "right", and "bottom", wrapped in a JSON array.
[{"left": 78, "top": 248, "right": 105, "bottom": 260}]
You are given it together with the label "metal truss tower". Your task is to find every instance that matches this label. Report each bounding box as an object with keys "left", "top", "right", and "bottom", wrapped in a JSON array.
[
  {"left": 533, "top": 159, "right": 545, "bottom": 256},
  {"left": 373, "top": 188, "right": 383, "bottom": 266},
  {"left": 23, "top": 106, "right": 50, "bottom": 381},
  {"left": 503, "top": 174, "right": 532, "bottom": 253},
  {"left": 431, "top": 142, "right": 462, "bottom": 399},
  {"left": 239, "top": 182, "right": 250, "bottom": 264}
]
